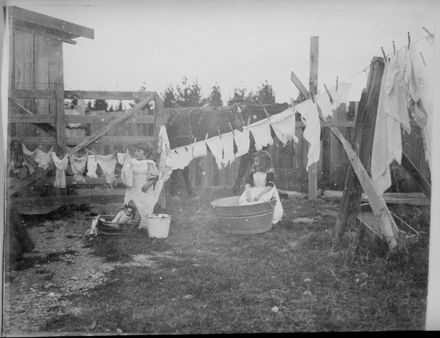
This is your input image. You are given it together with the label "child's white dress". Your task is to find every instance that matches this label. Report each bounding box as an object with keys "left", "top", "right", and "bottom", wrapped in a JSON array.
[{"left": 238, "top": 171, "right": 283, "bottom": 224}]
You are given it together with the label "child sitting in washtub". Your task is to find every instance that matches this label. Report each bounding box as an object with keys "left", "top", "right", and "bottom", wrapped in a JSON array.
[{"left": 238, "top": 150, "right": 283, "bottom": 224}]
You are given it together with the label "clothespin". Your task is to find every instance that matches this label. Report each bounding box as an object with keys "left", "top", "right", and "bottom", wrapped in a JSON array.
[
  {"left": 336, "top": 76, "right": 339, "bottom": 91},
  {"left": 422, "top": 26, "right": 434, "bottom": 39},
  {"left": 228, "top": 122, "right": 235, "bottom": 135},
  {"left": 392, "top": 41, "right": 396, "bottom": 55},
  {"left": 246, "top": 116, "right": 251, "bottom": 127},
  {"left": 263, "top": 108, "right": 271, "bottom": 121},
  {"left": 323, "top": 84, "right": 334, "bottom": 105},
  {"left": 205, "top": 133, "right": 209, "bottom": 141},
  {"left": 381, "top": 47, "right": 388, "bottom": 63},
  {"left": 407, "top": 32, "right": 411, "bottom": 49},
  {"left": 419, "top": 52, "right": 427, "bottom": 66},
  {"left": 217, "top": 127, "right": 222, "bottom": 140}
]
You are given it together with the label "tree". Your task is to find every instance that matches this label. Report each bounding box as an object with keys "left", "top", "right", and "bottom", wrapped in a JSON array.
[
  {"left": 163, "top": 86, "right": 178, "bottom": 108},
  {"left": 92, "top": 99, "right": 108, "bottom": 111},
  {"left": 227, "top": 87, "right": 248, "bottom": 105},
  {"left": 118, "top": 100, "right": 123, "bottom": 111},
  {"left": 208, "top": 85, "right": 223, "bottom": 107},
  {"left": 255, "top": 80, "right": 275, "bottom": 104},
  {"left": 86, "top": 100, "right": 93, "bottom": 112},
  {"left": 176, "top": 77, "right": 203, "bottom": 107}
]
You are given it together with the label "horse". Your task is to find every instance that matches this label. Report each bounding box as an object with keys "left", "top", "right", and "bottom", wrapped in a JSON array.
[{"left": 166, "top": 104, "right": 245, "bottom": 197}]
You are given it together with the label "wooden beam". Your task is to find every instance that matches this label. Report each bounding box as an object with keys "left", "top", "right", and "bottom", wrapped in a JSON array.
[
  {"left": 64, "top": 114, "right": 155, "bottom": 124},
  {"left": 11, "top": 89, "right": 56, "bottom": 99},
  {"left": 401, "top": 151, "right": 431, "bottom": 199},
  {"left": 330, "top": 125, "right": 400, "bottom": 249},
  {"left": 290, "top": 71, "right": 310, "bottom": 99},
  {"left": 323, "top": 190, "right": 430, "bottom": 206},
  {"left": 9, "top": 98, "right": 57, "bottom": 134},
  {"left": 64, "top": 90, "right": 156, "bottom": 100},
  {"left": 9, "top": 93, "right": 156, "bottom": 196},
  {"left": 9, "top": 6, "right": 94, "bottom": 39},
  {"left": 9, "top": 114, "right": 55, "bottom": 123},
  {"left": 308, "top": 36, "right": 319, "bottom": 200}
]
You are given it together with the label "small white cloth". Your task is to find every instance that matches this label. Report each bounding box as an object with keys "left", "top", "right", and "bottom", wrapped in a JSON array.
[
  {"left": 21, "top": 144, "right": 37, "bottom": 157},
  {"left": 86, "top": 155, "right": 98, "bottom": 178},
  {"left": 96, "top": 154, "right": 117, "bottom": 184},
  {"left": 221, "top": 132, "right": 235, "bottom": 167},
  {"left": 269, "top": 107, "right": 298, "bottom": 145},
  {"left": 295, "top": 100, "right": 321, "bottom": 170},
  {"left": 192, "top": 140, "right": 207, "bottom": 159},
  {"left": 233, "top": 126, "right": 250, "bottom": 158},
  {"left": 50, "top": 152, "right": 69, "bottom": 188},
  {"left": 117, "top": 152, "right": 127, "bottom": 165},
  {"left": 157, "top": 125, "right": 173, "bottom": 182},
  {"left": 165, "top": 145, "right": 193, "bottom": 170},
  {"left": 34, "top": 148, "right": 52, "bottom": 169},
  {"left": 69, "top": 155, "right": 87, "bottom": 183},
  {"left": 249, "top": 118, "right": 273, "bottom": 151},
  {"left": 206, "top": 136, "right": 224, "bottom": 170}
]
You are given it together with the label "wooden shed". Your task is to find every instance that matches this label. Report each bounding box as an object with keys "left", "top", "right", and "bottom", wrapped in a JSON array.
[{"left": 8, "top": 6, "right": 94, "bottom": 150}]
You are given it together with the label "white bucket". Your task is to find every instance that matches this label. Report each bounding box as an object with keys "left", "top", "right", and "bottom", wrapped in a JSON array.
[{"left": 145, "top": 214, "right": 171, "bottom": 238}]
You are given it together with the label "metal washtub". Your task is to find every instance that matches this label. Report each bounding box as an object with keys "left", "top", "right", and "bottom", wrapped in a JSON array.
[{"left": 210, "top": 196, "right": 276, "bottom": 235}]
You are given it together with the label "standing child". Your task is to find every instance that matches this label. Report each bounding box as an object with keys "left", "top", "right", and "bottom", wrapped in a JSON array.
[{"left": 238, "top": 150, "right": 283, "bottom": 224}]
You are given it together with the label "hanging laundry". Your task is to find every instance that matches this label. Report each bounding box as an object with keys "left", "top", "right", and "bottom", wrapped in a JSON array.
[
  {"left": 249, "top": 118, "right": 273, "bottom": 151},
  {"left": 371, "top": 59, "right": 404, "bottom": 194},
  {"left": 117, "top": 152, "right": 127, "bottom": 165},
  {"left": 407, "top": 36, "right": 434, "bottom": 168},
  {"left": 233, "top": 125, "right": 250, "bottom": 158},
  {"left": 221, "top": 132, "right": 235, "bottom": 167},
  {"left": 404, "top": 41, "right": 428, "bottom": 128},
  {"left": 295, "top": 100, "right": 320, "bottom": 171},
  {"left": 34, "top": 148, "right": 52, "bottom": 169},
  {"left": 331, "top": 82, "right": 352, "bottom": 109},
  {"left": 157, "top": 125, "right": 173, "bottom": 182},
  {"left": 269, "top": 107, "right": 298, "bottom": 145},
  {"left": 383, "top": 49, "right": 411, "bottom": 133},
  {"left": 206, "top": 135, "right": 224, "bottom": 170},
  {"left": 69, "top": 155, "right": 87, "bottom": 184},
  {"left": 165, "top": 145, "right": 193, "bottom": 170},
  {"left": 86, "top": 155, "right": 98, "bottom": 178},
  {"left": 50, "top": 151, "right": 69, "bottom": 188},
  {"left": 315, "top": 92, "right": 333, "bottom": 118},
  {"left": 21, "top": 143, "right": 37, "bottom": 157},
  {"left": 96, "top": 154, "right": 117, "bottom": 184},
  {"left": 192, "top": 140, "right": 207, "bottom": 159}
]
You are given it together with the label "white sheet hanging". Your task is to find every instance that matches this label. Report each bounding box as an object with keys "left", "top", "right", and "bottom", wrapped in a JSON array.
[
  {"left": 96, "top": 154, "right": 117, "bottom": 184},
  {"left": 50, "top": 152, "right": 68, "bottom": 188},
  {"left": 249, "top": 118, "right": 273, "bottom": 151},
  {"left": 221, "top": 132, "right": 235, "bottom": 167},
  {"left": 206, "top": 136, "right": 224, "bottom": 170},
  {"left": 294, "top": 100, "right": 320, "bottom": 171},
  {"left": 69, "top": 155, "right": 87, "bottom": 184},
  {"left": 269, "top": 107, "right": 298, "bottom": 145},
  {"left": 233, "top": 125, "right": 250, "bottom": 158},
  {"left": 165, "top": 145, "right": 193, "bottom": 170},
  {"left": 86, "top": 155, "right": 98, "bottom": 178}
]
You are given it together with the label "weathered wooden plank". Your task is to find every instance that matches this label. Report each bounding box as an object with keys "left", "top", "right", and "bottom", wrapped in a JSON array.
[
  {"left": 10, "top": 135, "right": 155, "bottom": 146},
  {"left": 10, "top": 6, "right": 94, "bottom": 39},
  {"left": 401, "top": 151, "right": 431, "bottom": 198},
  {"left": 64, "top": 114, "right": 154, "bottom": 124},
  {"left": 9, "top": 114, "right": 54, "bottom": 123},
  {"left": 308, "top": 36, "right": 319, "bottom": 200},
  {"left": 64, "top": 90, "right": 156, "bottom": 100},
  {"left": 323, "top": 190, "right": 430, "bottom": 206},
  {"left": 290, "top": 71, "right": 309, "bottom": 99},
  {"left": 11, "top": 88, "right": 56, "bottom": 98},
  {"left": 330, "top": 125, "right": 400, "bottom": 249}
]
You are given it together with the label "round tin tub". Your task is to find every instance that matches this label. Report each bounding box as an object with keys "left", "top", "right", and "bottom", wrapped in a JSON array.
[{"left": 210, "top": 196, "right": 275, "bottom": 235}]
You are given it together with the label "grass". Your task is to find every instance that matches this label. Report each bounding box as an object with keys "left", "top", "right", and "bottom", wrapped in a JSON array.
[{"left": 37, "top": 187, "right": 428, "bottom": 333}]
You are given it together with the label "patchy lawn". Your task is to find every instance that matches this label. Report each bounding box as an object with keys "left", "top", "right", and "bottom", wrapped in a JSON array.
[{"left": 3, "top": 187, "right": 429, "bottom": 334}]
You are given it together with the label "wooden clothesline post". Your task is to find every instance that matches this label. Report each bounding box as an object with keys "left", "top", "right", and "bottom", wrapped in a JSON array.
[{"left": 308, "top": 36, "right": 319, "bottom": 200}]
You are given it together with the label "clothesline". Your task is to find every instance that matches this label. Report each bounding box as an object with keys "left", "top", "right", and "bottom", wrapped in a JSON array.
[{"left": 325, "top": 30, "right": 433, "bottom": 95}]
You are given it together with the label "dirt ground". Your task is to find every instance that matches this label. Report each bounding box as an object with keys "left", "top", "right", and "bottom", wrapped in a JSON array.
[{"left": 2, "top": 187, "right": 429, "bottom": 334}]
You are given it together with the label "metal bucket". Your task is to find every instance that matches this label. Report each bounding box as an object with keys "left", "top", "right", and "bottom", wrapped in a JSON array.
[{"left": 210, "top": 196, "right": 276, "bottom": 235}]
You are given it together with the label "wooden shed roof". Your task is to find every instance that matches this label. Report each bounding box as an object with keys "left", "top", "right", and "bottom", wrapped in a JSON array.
[{"left": 9, "top": 6, "right": 94, "bottom": 42}]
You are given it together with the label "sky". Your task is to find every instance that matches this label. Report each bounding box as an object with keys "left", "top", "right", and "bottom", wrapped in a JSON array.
[{"left": 8, "top": 0, "right": 437, "bottom": 104}]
